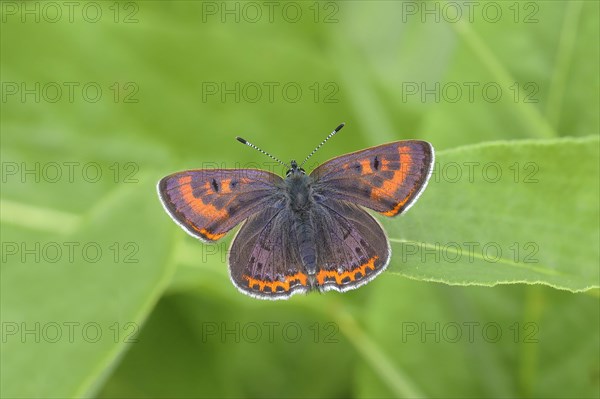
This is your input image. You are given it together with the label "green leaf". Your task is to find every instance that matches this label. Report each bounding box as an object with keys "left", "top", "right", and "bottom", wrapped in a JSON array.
[
  {"left": 0, "top": 178, "right": 177, "bottom": 398},
  {"left": 356, "top": 279, "right": 599, "bottom": 398},
  {"left": 98, "top": 291, "right": 357, "bottom": 399},
  {"left": 383, "top": 136, "right": 599, "bottom": 292}
]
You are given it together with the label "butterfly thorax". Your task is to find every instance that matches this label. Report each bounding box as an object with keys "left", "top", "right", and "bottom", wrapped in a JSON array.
[
  {"left": 284, "top": 160, "right": 314, "bottom": 213},
  {"left": 285, "top": 174, "right": 314, "bottom": 212}
]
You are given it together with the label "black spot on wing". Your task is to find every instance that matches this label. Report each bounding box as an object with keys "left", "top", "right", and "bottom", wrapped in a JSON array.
[{"left": 373, "top": 156, "right": 380, "bottom": 171}]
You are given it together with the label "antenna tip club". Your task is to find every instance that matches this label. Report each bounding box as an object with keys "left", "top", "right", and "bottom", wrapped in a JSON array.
[
  {"left": 236, "top": 136, "right": 248, "bottom": 144},
  {"left": 335, "top": 123, "right": 345, "bottom": 132}
]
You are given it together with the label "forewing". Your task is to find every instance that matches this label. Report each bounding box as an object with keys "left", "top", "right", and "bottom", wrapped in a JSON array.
[
  {"left": 311, "top": 141, "right": 434, "bottom": 216},
  {"left": 158, "top": 169, "right": 282, "bottom": 242},
  {"left": 228, "top": 207, "right": 309, "bottom": 300},
  {"left": 313, "top": 199, "right": 390, "bottom": 292}
]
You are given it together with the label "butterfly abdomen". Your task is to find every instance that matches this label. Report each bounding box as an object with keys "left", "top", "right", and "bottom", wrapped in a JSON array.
[
  {"left": 285, "top": 174, "right": 319, "bottom": 277},
  {"left": 294, "top": 215, "right": 318, "bottom": 277}
]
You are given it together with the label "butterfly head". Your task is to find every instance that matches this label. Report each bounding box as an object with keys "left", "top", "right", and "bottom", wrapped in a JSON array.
[{"left": 286, "top": 160, "right": 306, "bottom": 177}]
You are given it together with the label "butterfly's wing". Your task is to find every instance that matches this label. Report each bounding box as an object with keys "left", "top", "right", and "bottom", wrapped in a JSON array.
[
  {"left": 229, "top": 195, "right": 392, "bottom": 299},
  {"left": 228, "top": 206, "right": 309, "bottom": 300},
  {"left": 310, "top": 141, "right": 434, "bottom": 216},
  {"left": 158, "top": 169, "right": 283, "bottom": 242},
  {"left": 311, "top": 198, "right": 390, "bottom": 292}
]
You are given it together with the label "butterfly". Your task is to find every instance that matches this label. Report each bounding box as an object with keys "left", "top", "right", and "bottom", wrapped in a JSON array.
[{"left": 157, "top": 123, "right": 434, "bottom": 300}]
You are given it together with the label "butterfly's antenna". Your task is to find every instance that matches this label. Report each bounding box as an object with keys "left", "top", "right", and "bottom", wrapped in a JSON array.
[
  {"left": 299, "top": 123, "right": 345, "bottom": 167},
  {"left": 236, "top": 136, "right": 288, "bottom": 168}
]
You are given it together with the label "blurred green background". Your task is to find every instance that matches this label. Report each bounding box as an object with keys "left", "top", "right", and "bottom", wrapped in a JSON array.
[{"left": 1, "top": 1, "right": 599, "bottom": 398}]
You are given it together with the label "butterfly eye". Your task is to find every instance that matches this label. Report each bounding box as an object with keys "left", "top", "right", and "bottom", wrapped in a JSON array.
[{"left": 285, "top": 165, "right": 304, "bottom": 177}]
